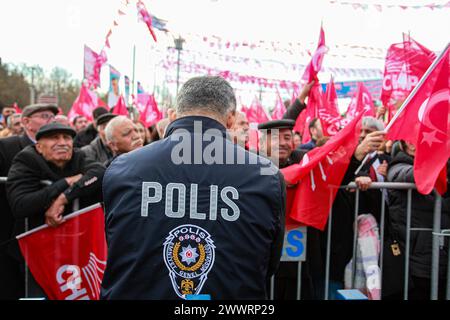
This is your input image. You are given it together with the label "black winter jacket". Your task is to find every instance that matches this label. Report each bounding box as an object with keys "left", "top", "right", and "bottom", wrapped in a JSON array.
[
  {"left": 101, "top": 116, "right": 286, "bottom": 300},
  {"left": 387, "top": 151, "right": 450, "bottom": 279}
]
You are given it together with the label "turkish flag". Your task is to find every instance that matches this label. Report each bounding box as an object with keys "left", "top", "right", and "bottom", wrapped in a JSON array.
[
  {"left": 137, "top": 0, "right": 157, "bottom": 42},
  {"left": 380, "top": 36, "right": 436, "bottom": 121},
  {"left": 68, "top": 84, "right": 98, "bottom": 122},
  {"left": 281, "top": 111, "right": 363, "bottom": 230},
  {"left": 387, "top": 44, "right": 449, "bottom": 195},
  {"left": 17, "top": 204, "right": 107, "bottom": 300},
  {"left": 112, "top": 96, "right": 129, "bottom": 116}
]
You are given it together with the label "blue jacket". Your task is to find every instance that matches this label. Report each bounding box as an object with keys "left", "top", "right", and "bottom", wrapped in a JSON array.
[{"left": 100, "top": 116, "right": 286, "bottom": 300}]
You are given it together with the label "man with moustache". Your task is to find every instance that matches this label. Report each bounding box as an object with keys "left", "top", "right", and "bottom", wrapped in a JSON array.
[
  {"left": 104, "top": 116, "right": 144, "bottom": 167},
  {"left": 6, "top": 122, "right": 105, "bottom": 297}
]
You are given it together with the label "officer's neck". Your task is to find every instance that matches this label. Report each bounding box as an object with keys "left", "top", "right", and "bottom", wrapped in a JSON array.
[{"left": 177, "top": 111, "right": 227, "bottom": 128}]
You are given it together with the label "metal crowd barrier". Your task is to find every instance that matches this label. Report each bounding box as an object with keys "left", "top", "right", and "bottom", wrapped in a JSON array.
[{"left": 270, "top": 181, "right": 448, "bottom": 300}]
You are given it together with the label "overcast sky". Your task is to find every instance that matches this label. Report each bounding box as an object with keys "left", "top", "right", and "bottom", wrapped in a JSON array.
[{"left": 1, "top": 0, "right": 449, "bottom": 95}]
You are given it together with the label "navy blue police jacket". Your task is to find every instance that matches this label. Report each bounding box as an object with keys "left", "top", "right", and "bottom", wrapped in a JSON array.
[{"left": 100, "top": 116, "right": 286, "bottom": 300}]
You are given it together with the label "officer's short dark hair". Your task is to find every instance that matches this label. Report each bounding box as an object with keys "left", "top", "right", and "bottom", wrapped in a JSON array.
[{"left": 176, "top": 76, "right": 236, "bottom": 117}]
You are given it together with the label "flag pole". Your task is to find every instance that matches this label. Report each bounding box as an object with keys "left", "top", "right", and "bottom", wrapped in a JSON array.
[
  {"left": 355, "top": 42, "right": 449, "bottom": 175},
  {"left": 132, "top": 44, "right": 136, "bottom": 99}
]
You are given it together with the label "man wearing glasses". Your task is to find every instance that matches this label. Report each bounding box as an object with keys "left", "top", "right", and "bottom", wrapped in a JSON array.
[{"left": 0, "top": 103, "right": 58, "bottom": 300}]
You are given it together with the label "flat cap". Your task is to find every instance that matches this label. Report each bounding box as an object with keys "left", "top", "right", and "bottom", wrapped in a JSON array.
[
  {"left": 36, "top": 122, "right": 76, "bottom": 141},
  {"left": 257, "top": 119, "right": 296, "bottom": 131},
  {"left": 22, "top": 104, "right": 59, "bottom": 118},
  {"left": 96, "top": 113, "right": 117, "bottom": 126}
]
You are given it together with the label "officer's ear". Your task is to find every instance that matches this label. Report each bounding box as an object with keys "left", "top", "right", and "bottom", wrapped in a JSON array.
[
  {"left": 225, "top": 110, "right": 236, "bottom": 130},
  {"left": 167, "top": 108, "right": 177, "bottom": 123}
]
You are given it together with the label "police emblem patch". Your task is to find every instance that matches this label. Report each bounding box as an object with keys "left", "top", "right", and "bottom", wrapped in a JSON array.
[{"left": 163, "top": 224, "right": 215, "bottom": 299}]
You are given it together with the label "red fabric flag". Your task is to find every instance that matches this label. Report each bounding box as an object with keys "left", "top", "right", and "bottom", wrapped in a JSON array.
[
  {"left": 381, "top": 36, "right": 436, "bottom": 121},
  {"left": 346, "top": 82, "right": 376, "bottom": 120},
  {"left": 17, "top": 204, "right": 107, "bottom": 300},
  {"left": 325, "top": 76, "right": 340, "bottom": 117},
  {"left": 281, "top": 111, "right": 364, "bottom": 230},
  {"left": 112, "top": 96, "right": 129, "bottom": 116},
  {"left": 301, "top": 25, "right": 327, "bottom": 83},
  {"left": 136, "top": 0, "right": 157, "bottom": 42},
  {"left": 387, "top": 45, "right": 449, "bottom": 195},
  {"left": 271, "top": 90, "right": 287, "bottom": 120},
  {"left": 68, "top": 84, "right": 98, "bottom": 122},
  {"left": 294, "top": 84, "right": 321, "bottom": 143},
  {"left": 317, "top": 77, "right": 345, "bottom": 136},
  {"left": 13, "top": 102, "right": 22, "bottom": 114},
  {"left": 139, "top": 94, "right": 162, "bottom": 127},
  {"left": 245, "top": 97, "right": 270, "bottom": 123}
]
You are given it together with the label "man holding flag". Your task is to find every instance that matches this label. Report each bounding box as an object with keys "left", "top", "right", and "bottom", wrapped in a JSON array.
[{"left": 6, "top": 122, "right": 105, "bottom": 297}]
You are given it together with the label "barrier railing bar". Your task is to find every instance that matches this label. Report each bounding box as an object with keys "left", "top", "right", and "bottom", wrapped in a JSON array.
[
  {"left": 351, "top": 189, "right": 360, "bottom": 288},
  {"left": 270, "top": 275, "right": 275, "bottom": 300},
  {"left": 404, "top": 189, "right": 412, "bottom": 300},
  {"left": 297, "top": 262, "right": 302, "bottom": 300},
  {"left": 431, "top": 192, "right": 442, "bottom": 300},
  {"left": 379, "top": 191, "right": 386, "bottom": 296},
  {"left": 324, "top": 189, "right": 333, "bottom": 300}
]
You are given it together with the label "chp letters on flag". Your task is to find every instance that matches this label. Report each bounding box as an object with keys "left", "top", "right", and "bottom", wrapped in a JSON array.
[{"left": 17, "top": 204, "right": 107, "bottom": 300}]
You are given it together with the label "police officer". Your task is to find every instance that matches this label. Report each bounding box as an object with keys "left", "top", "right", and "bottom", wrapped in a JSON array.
[{"left": 101, "top": 76, "right": 286, "bottom": 300}]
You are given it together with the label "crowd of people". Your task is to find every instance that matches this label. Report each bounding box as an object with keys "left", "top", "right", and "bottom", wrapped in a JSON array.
[{"left": 0, "top": 75, "right": 448, "bottom": 300}]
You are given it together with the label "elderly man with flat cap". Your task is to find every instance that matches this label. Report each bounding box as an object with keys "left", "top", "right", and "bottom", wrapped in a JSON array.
[
  {"left": 81, "top": 113, "right": 117, "bottom": 164},
  {"left": 257, "top": 118, "right": 324, "bottom": 301},
  {"left": 0, "top": 103, "right": 58, "bottom": 299},
  {"left": 258, "top": 119, "right": 306, "bottom": 169},
  {"left": 6, "top": 122, "right": 105, "bottom": 297}
]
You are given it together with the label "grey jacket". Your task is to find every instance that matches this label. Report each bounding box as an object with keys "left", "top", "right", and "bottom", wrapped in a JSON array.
[{"left": 81, "top": 136, "right": 113, "bottom": 164}]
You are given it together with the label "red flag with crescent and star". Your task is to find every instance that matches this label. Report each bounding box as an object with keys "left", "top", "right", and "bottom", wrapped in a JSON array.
[{"left": 387, "top": 44, "right": 449, "bottom": 195}]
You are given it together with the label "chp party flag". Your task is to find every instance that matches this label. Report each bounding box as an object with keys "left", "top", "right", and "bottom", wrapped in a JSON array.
[
  {"left": 381, "top": 36, "right": 436, "bottom": 120},
  {"left": 281, "top": 111, "right": 364, "bottom": 230},
  {"left": 271, "top": 90, "right": 287, "bottom": 120},
  {"left": 112, "top": 96, "right": 129, "bottom": 116},
  {"left": 301, "top": 25, "right": 327, "bottom": 83},
  {"left": 245, "top": 97, "right": 271, "bottom": 124},
  {"left": 68, "top": 83, "right": 99, "bottom": 122},
  {"left": 140, "top": 94, "right": 162, "bottom": 127},
  {"left": 386, "top": 44, "right": 449, "bottom": 195},
  {"left": 17, "top": 204, "right": 107, "bottom": 300},
  {"left": 84, "top": 45, "right": 107, "bottom": 89},
  {"left": 318, "top": 76, "right": 345, "bottom": 136},
  {"left": 346, "top": 82, "right": 376, "bottom": 120}
]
